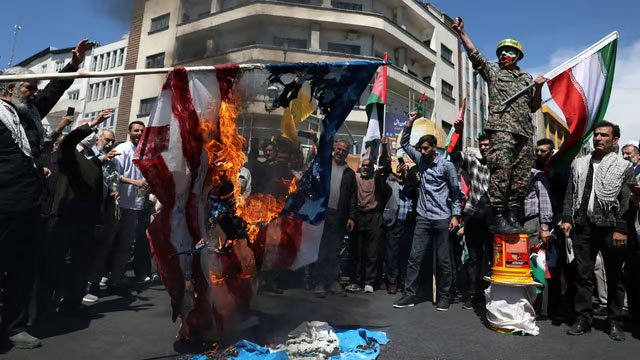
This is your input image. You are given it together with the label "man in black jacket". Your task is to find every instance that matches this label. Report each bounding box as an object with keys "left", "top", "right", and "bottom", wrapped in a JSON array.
[
  {"left": 0, "top": 39, "right": 91, "bottom": 349},
  {"left": 311, "top": 139, "right": 357, "bottom": 298},
  {"left": 40, "top": 111, "right": 116, "bottom": 316}
]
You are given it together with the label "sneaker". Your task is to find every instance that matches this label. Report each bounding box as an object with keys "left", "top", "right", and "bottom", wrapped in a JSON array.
[
  {"left": 345, "top": 283, "right": 363, "bottom": 292},
  {"left": 364, "top": 285, "right": 374, "bottom": 293},
  {"left": 462, "top": 298, "right": 474, "bottom": 310},
  {"left": 393, "top": 294, "right": 415, "bottom": 309},
  {"left": 436, "top": 300, "right": 451, "bottom": 311},
  {"left": 99, "top": 277, "right": 108, "bottom": 290},
  {"left": 8, "top": 331, "right": 41, "bottom": 349},
  {"left": 82, "top": 294, "right": 99, "bottom": 303},
  {"left": 314, "top": 285, "right": 326, "bottom": 298}
]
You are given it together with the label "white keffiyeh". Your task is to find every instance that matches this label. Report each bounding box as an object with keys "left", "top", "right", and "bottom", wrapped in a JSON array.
[
  {"left": 0, "top": 100, "right": 32, "bottom": 158},
  {"left": 573, "top": 152, "right": 631, "bottom": 215}
]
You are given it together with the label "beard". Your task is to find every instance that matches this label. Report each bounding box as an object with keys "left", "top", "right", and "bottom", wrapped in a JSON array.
[{"left": 12, "top": 92, "right": 42, "bottom": 123}]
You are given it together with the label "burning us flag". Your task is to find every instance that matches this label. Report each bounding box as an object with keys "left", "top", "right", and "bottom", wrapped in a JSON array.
[{"left": 133, "top": 61, "right": 383, "bottom": 340}]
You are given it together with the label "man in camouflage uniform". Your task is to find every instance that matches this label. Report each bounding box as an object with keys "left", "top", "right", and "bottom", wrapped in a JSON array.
[{"left": 452, "top": 17, "right": 546, "bottom": 234}]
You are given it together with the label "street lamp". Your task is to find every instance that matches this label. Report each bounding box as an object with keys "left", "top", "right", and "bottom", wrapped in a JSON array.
[{"left": 8, "top": 25, "right": 22, "bottom": 67}]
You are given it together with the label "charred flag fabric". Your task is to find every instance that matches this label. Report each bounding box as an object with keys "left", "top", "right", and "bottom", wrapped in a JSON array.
[{"left": 133, "top": 61, "right": 383, "bottom": 339}]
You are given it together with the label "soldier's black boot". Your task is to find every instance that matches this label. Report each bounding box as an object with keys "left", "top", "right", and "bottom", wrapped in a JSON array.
[
  {"left": 490, "top": 212, "right": 521, "bottom": 235},
  {"left": 506, "top": 208, "right": 524, "bottom": 233}
]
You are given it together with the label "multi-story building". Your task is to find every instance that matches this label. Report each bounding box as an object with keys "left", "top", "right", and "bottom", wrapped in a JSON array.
[
  {"left": 118, "top": 0, "right": 461, "bottom": 149},
  {"left": 81, "top": 35, "right": 129, "bottom": 133},
  {"left": 460, "top": 56, "right": 489, "bottom": 151},
  {"left": 15, "top": 35, "right": 129, "bottom": 135},
  {"left": 535, "top": 105, "right": 569, "bottom": 149}
]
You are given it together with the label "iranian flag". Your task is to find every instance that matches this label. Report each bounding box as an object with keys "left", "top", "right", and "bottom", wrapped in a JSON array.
[
  {"left": 547, "top": 32, "right": 617, "bottom": 170},
  {"left": 362, "top": 52, "right": 387, "bottom": 162}
]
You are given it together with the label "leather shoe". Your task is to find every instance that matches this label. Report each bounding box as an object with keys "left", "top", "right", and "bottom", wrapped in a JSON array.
[
  {"left": 609, "top": 322, "right": 626, "bottom": 341},
  {"left": 567, "top": 320, "right": 591, "bottom": 336},
  {"left": 506, "top": 209, "right": 524, "bottom": 233}
]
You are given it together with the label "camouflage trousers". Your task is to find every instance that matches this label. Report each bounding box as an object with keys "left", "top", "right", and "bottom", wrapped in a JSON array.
[{"left": 486, "top": 131, "right": 534, "bottom": 211}]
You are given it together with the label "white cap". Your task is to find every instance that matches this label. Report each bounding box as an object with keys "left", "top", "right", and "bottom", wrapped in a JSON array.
[{"left": 624, "top": 140, "right": 639, "bottom": 149}]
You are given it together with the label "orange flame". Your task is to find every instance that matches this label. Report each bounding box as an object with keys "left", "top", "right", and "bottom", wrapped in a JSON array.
[{"left": 199, "top": 99, "right": 299, "bottom": 246}]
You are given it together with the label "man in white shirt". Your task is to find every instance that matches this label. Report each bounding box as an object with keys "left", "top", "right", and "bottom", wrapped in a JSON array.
[{"left": 107, "top": 121, "right": 148, "bottom": 289}]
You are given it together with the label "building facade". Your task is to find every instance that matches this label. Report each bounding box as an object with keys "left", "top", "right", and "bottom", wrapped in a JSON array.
[
  {"left": 535, "top": 105, "right": 569, "bottom": 149},
  {"left": 15, "top": 35, "right": 129, "bottom": 135},
  {"left": 460, "top": 56, "right": 489, "bottom": 152},
  {"left": 118, "top": 0, "right": 462, "bottom": 150}
]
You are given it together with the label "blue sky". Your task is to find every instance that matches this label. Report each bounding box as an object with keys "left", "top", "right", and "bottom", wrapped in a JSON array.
[{"left": 1, "top": 0, "right": 638, "bottom": 143}]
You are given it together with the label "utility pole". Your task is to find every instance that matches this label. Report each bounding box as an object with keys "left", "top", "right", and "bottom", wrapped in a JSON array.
[{"left": 8, "top": 25, "right": 22, "bottom": 67}]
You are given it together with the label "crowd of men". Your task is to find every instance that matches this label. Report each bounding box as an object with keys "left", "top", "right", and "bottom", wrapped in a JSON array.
[
  {"left": 1, "top": 35, "right": 640, "bottom": 353},
  {"left": 0, "top": 40, "right": 157, "bottom": 349}
]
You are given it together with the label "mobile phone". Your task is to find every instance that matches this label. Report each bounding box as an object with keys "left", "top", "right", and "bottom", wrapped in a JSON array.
[
  {"left": 397, "top": 157, "right": 405, "bottom": 165},
  {"left": 66, "top": 107, "right": 75, "bottom": 116}
]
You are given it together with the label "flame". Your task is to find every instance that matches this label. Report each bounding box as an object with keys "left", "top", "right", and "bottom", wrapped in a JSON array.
[{"left": 199, "top": 98, "right": 299, "bottom": 246}]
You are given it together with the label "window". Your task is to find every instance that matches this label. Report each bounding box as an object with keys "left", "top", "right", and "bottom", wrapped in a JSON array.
[
  {"left": 92, "top": 84, "right": 99, "bottom": 101},
  {"left": 145, "top": 53, "right": 165, "bottom": 69},
  {"left": 273, "top": 37, "right": 308, "bottom": 50},
  {"left": 327, "top": 42, "right": 360, "bottom": 55},
  {"left": 110, "top": 51, "right": 117, "bottom": 68},
  {"left": 68, "top": 90, "right": 80, "bottom": 100},
  {"left": 110, "top": 110, "right": 116, "bottom": 127},
  {"left": 441, "top": 44, "right": 453, "bottom": 64},
  {"left": 99, "top": 82, "right": 106, "bottom": 100},
  {"left": 91, "top": 56, "right": 97, "bottom": 71},
  {"left": 113, "top": 78, "right": 121, "bottom": 97},
  {"left": 441, "top": 80, "right": 454, "bottom": 102},
  {"left": 106, "top": 80, "right": 113, "bottom": 98},
  {"left": 332, "top": 1, "right": 363, "bottom": 11},
  {"left": 117, "top": 49, "right": 125, "bottom": 66},
  {"left": 139, "top": 97, "right": 157, "bottom": 117},
  {"left": 150, "top": 13, "right": 170, "bottom": 33},
  {"left": 41, "top": 64, "right": 47, "bottom": 73},
  {"left": 96, "top": 56, "right": 103, "bottom": 72},
  {"left": 55, "top": 60, "right": 65, "bottom": 72},
  {"left": 103, "top": 54, "right": 110, "bottom": 71}
]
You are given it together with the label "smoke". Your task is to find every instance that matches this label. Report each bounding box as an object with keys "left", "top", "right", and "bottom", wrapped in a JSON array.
[{"left": 90, "top": 0, "right": 135, "bottom": 24}]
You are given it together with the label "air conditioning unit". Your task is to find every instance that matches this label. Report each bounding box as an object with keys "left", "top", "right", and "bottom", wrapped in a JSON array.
[{"left": 346, "top": 31, "right": 358, "bottom": 41}]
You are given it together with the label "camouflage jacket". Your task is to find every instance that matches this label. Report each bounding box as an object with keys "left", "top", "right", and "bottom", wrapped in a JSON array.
[{"left": 468, "top": 50, "right": 537, "bottom": 138}]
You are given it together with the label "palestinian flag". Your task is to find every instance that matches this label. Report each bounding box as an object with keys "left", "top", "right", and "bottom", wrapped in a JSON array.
[
  {"left": 417, "top": 92, "right": 427, "bottom": 118},
  {"left": 547, "top": 33, "right": 617, "bottom": 172},
  {"left": 362, "top": 52, "right": 387, "bottom": 162}
]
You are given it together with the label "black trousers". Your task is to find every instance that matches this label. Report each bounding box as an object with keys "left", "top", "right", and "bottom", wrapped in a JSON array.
[
  {"left": 404, "top": 216, "right": 452, "bottom": 302},
  {"left": 311, "top": 209, "right": 347, "bottom": 288},
  {"left": 133, "top": 210, "right": 152, "bottom": 279},
  {"left": 464, "top": 213, "right": 493, "bottom": 299},
  {"left": 41, "top": 217, "right": 95, "bottom": 310},
  {"left": 0, "top": 207, "right": 39, "bottom": 336},
  {"left": 573, "top": 222, "right": 626, "bottom": 324},
  {"left": 350, "top": 211, "right": 383, "bottom": 286},
  {"left": 385, "top": 213, "right": 416, "bottom": 286}
]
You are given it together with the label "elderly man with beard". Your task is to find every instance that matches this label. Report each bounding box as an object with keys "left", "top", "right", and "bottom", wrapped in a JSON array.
[{"left": 0, "top": 39, "right": 91, "bottom": 349}]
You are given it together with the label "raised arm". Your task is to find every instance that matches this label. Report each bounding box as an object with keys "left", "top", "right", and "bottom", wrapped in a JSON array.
[
  {"left": 451, "top": 17, "right": 477, "bottom": 55},
  {"left": 401, "top": 111, "right": 421, "bottom": 164}
]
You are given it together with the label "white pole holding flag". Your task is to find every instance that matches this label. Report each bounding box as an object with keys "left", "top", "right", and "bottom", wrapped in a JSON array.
[{"left": 500, "top": 31, "right": 619, "bottom": 106}]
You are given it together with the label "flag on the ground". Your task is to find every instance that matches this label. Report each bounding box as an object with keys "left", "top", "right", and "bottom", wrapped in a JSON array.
[
  {"left": 547, "top": 33, "right": 617, "bottom": 172},
  {"left": 362, "top": 53, "right": 387, "bottom": 162},
  {"left": 133, "top": 61, "right": 382, "bottom": 339},
  {"left": 417, "top": 92, "right": 428, "bottom": 119}
]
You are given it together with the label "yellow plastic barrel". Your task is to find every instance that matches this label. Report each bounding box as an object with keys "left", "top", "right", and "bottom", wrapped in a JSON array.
[{"left": 491, "top": 234, "right": 534, "bottom": 284}]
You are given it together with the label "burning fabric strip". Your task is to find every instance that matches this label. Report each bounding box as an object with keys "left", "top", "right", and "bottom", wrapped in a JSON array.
[{"left": 133, "top": 61, "right": 384, "bottom": 341}]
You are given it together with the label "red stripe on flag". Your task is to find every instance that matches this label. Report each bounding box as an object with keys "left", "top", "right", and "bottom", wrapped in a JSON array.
[
  {"left": 446, "top": 132, "right": 460, "bottom": 153},
  {"left": 171, "top": 68, "right": 204, "bottom": 173},
  {"left": 215, "top": 64, "right": 241, "bottom": 102},
  {"left": 272, "top": 217, "right": 304, "bottom": 269},
  {"left": 135, "top": 125, "right": 170, "bottom": 161},
  {"left": 134, "top": 155, "right": 176, "bottom": 210},
  {"left": 548, "top": 69, "right": 589, "bottom": 159},
  {"left": 147, "top": 209, "right": 184, "bottom": 321}
]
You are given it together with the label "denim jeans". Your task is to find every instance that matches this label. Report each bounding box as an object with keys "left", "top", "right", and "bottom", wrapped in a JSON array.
[{"left": 404, "top": 216, "right": 452, "bottom": 302}]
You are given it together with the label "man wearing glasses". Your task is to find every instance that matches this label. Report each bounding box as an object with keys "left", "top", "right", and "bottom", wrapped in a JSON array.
[{"left": 393, "top": 112, "right": 461, "bottom": 311}]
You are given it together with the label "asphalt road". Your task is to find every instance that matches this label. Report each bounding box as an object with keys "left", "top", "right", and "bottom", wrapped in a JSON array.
[{"left": 3, "top": 283, "right": 640, "bottom": 360}]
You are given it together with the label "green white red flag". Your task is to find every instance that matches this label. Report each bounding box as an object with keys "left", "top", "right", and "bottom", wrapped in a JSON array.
[
  {"left": 362, "top": 52, "right": 387, "bottom": 161},
  {"left": 547, "top": 32, "right": 617, "bottom": 171}
]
